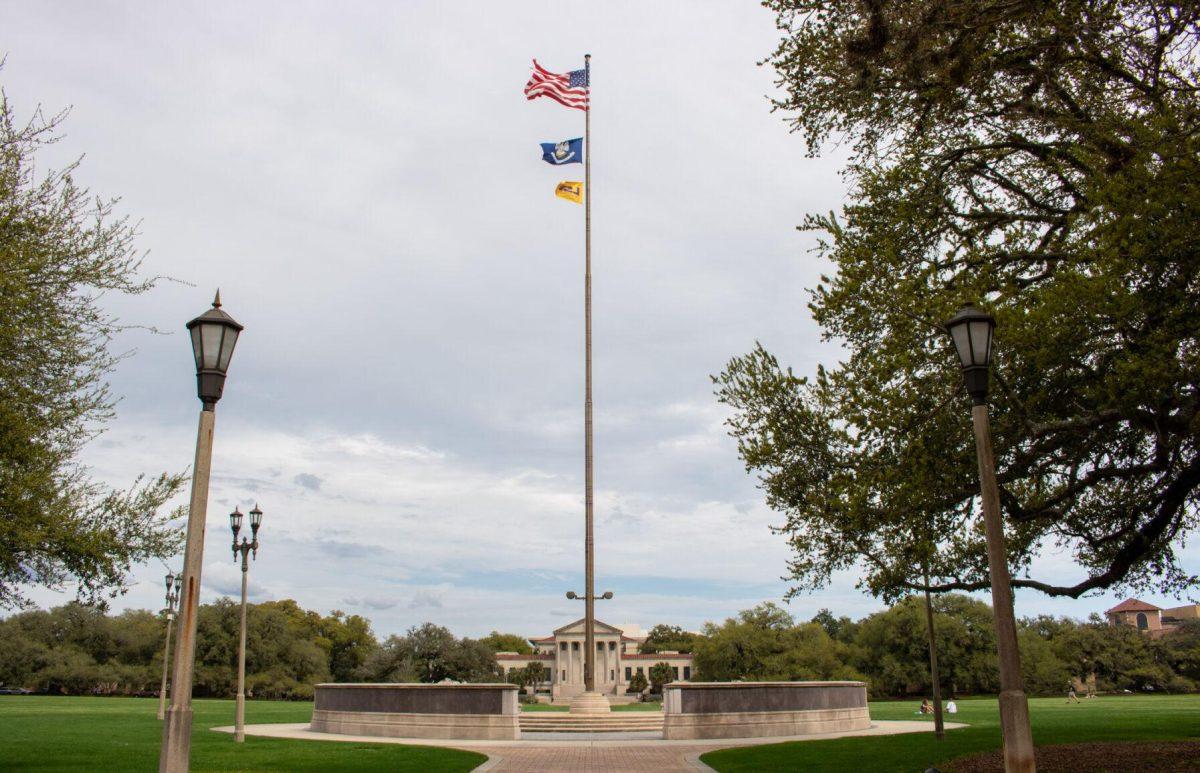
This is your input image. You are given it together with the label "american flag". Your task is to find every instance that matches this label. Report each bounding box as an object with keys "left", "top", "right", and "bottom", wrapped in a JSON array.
[{"left": 524, "top": 60, "right": 589, "bottom": 112}]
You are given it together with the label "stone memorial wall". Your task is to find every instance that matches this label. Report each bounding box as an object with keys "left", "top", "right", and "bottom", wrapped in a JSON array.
[
  {"left": 662, "top": 681, "right": 870, "bottom": 740},
  {"left": 310, "top": 683, "right": 520, "bottom": 740}
]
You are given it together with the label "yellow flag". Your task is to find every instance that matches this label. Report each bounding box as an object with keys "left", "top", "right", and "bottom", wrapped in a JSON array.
[{"left": 555, "top": 181, "right": 584, "bottom": 204}]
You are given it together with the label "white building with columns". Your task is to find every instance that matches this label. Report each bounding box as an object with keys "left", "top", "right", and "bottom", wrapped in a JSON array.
[{"left": 494, "top": 618, "right": 694, "bottom": 702}]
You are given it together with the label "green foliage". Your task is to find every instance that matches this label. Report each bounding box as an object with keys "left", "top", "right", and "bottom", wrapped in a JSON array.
[
  {"left": 1161, "top": 620, "right": 1200, "bottom": 684},
  {"left": 523, "top": 661, "right": 546, "bottom": 687},
  {"left": 690, "top": 596, "right": 1195, "bottom": 698},
  {"left": 0, "top": 603, "right": 159, "bottom": 694},
  {"left": 0, "top": 599, "right": 375, "bottom": 698},
  {"left": 719, "top": 0, "right": 1200, "bottom": 604},
  {"left": 648, "top": 661, "right": 674, "bottom": 692},
  {"left": 0, "top": 79, "right": 185, "bottom": 610},
  {"left": 358, "top": 622, "right": 498, "bottom": 684},
  {"left": 627, "top": 670, "right": 648, "bottom": 694},
  {"left": 811, "top": 608, "right": 856, "bottom": 643},
  {"left": 319, "top": 610, "right": 378, "bottom": 682},
  {"left": 502, "top": 662, "right": 546, "bottom": 691},
  {"left": 693, "top": 602, "right": 864, "bottom": 683},
  {"left": 852, "top": 595, "right": 998, "bottom": 697},
  {"left": 1, "top": 597, "right": 1193, "bottom": 700},
  {"left": 1044, "top": 614, "right": 1186, "bottom": 693},
  {"left": 478, "top": 631, "right": 533, "bottom": 654},
  {"left": 640, "top": 624, "right": 698, "bottom": 654}
]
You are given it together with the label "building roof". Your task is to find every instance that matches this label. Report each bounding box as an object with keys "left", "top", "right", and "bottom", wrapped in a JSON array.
[
  {"left": 527, "top": 620, "right": 650, "bottom": 644},
  {"left": 1106, "top": 598, "right": 1162, "bottom": 614},
  {"left": 552, "top": 617, "right": 626, "bottom": 636},
  {"left": 495, "top": 654, "right": 552, "bottom": 661},
  {"left": 623, "top": 652, "right": 694, "bottom": 660}
]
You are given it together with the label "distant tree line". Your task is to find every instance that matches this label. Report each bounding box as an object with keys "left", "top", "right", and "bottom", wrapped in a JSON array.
[
  {"left": 1, "top": 595, "right": 1196, "bottom": 700},
  {"left": 695, "top": 599, "right": 1200, "bottom": 698},
  {"left": 0, "top": 599, "right": 376, "bottom": 700}
]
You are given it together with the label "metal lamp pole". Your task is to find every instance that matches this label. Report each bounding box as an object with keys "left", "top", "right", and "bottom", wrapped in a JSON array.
[
  {"left": 231, "top": 504, "right": 262, "bottom": 743},
  {"left": 944, "top": 303, "right": 1035, "bottom": 773},
  {"left": 159, "top": 292, "right": 244, "bottom": 773},
  {"left": 157, "top": 572, "right": 182, "bottom": 721}
]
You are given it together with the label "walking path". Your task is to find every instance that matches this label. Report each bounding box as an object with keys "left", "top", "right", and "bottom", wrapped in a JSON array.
[{"left": 214, "top": 720, "right": 964, "bottom": 772}]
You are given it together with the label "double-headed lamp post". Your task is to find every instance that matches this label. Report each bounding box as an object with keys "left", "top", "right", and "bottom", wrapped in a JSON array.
[
  {"left": 160, "top": 292, "right": 243, "bottom": 773},
  {"left": 944, "top": 303, "right": 1035, "bottom": 773},
  {"left": 231, "top": 504, "right": 263, "bottom": 743},
  {"left": 157, "top": 572, "right": 183, "bottom": 721},
  {"left": 565, "top": 590, "right": 612, "bottom": 698}
]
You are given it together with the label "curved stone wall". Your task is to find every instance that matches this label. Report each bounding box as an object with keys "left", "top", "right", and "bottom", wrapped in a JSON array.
[
  {"left": 662, "top": 681, "right": 870, "bottom": 740},
  {"left": 310, "top": 683, "right": 520, "bottom": 740}
]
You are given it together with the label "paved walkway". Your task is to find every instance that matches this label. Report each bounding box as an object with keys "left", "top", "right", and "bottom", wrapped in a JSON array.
[
  {"left": 474, "top": 744, "right": 713, "bottom": 771},
  {"left": 214, "top": 720, "right": 965, "bottom": 772}
]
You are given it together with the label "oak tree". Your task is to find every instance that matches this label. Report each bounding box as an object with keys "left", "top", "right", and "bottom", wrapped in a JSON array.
[
  {"left": 718, "top": 0, "right": 1200, "bottom": 601},
  {"left": 0, "top": 84, "right": 184, "bottom": 609}
]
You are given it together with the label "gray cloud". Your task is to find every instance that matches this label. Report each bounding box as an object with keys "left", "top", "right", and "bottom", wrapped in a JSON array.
[
  {"left": 409, "top": 591, "right": 443, "bottom": 610},
  {"left": 323, "top": 540, "right": 390, "bottom": 559},
  {"left": 294, "top": 473, "right": 322, "bottom": 491},
  {"left": 205, "top": 566, "right": 268, "bottom": 600},
  {"left": 344, "top": 596, "right": 399, "bottom": 611}
]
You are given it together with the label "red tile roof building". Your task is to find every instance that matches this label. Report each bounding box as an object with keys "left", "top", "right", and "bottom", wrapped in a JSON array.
[{"left": 1106, "top": 598, "right": 1200, "bottom": 639}]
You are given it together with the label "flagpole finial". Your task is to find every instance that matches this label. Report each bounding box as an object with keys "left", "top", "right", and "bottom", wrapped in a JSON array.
[{"left": 213, "top": 289, "right": 222, "bottom": 308}]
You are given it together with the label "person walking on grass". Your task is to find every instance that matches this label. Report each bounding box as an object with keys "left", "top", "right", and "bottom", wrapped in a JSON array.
[{"left": 1067, "top": 683, "right": 1080, "bottom": 704}]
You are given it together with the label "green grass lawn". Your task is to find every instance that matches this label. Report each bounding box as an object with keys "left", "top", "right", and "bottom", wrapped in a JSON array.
[
  {"left": 520, "top": 700, "right": 662, "bottom": 711},
  {"left": 0, "top": 695, "right": 486, "bottom": 772},
  {"left": 518, "top": 702, "right": 569, "bottom": 711},
  {"left": 701, "top": 694, "right": 1200, "bottom": 772}
]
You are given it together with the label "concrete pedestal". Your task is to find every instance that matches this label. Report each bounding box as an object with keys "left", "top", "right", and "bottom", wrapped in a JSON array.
[{"left": 568, "top": 691, "right": 612, "bottom": 714}]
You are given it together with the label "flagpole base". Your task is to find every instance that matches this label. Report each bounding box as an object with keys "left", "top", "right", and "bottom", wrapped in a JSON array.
[{"left": 568, "top": 692, "right": 612, "bottom": 714}]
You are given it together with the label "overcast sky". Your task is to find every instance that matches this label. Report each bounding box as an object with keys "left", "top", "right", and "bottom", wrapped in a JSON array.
[{"left": 7, "top": 1, "right": 1196, "bottom": 638}]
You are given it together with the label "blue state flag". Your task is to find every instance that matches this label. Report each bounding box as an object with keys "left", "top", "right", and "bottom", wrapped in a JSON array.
[{"left": 540, "top": 137, "right": 583, "bottom": 165}]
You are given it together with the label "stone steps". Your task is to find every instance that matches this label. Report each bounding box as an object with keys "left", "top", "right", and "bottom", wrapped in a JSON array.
[{"left": 519, "top": 712, "right": 665, "bottom": 733}]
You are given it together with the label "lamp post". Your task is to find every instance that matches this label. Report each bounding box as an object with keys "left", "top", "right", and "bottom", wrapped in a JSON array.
[
  {"left": 159, "top": 292, "right": 243, "bottom": 773},
  {"left": 566, "top": 591, "right": 613, "bottom": 601},
  {"left": 157, "top": 571, "right": 182, "bottom": 721},
  {"left": 944, "top": 303, "right": 1035, "bottom": 773},
  {"left": 231, "top": 504, "right": 262, "bottom": 744}
]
